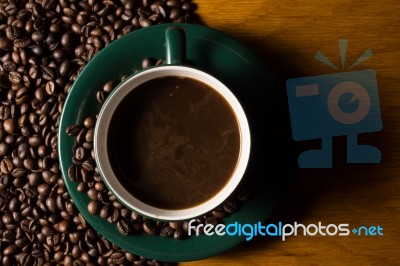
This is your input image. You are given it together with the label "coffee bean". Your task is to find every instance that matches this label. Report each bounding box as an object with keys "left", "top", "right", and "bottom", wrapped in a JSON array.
[
  {"left": 88, "top": 200, "right": 101, "bottom": 215},
  {"left": 173, "top": 229, "right": 185, "bottom": 240},
  {"left": 169, "top": 222, "right": 183, "bottom": 230},
  {"left": 81, "top": 159, "right": 95, "bottom": 172},
  {"left": 139, "top": 17, "right": 152, "bottom": 27},
  {"left": 76, "top": 128, "right": 87, "bottom": 143},
  {"left": 31, "top": 45, "right": 45, "bottom": 56},
  {"left": 111, "top": 251, "right": 125, "bottom": 264},
  {"left": 14, "top": 37, "right": 32, "bottom": 48},
  {"left": 66, "top": 124, "right": 80, "bottom": 136},
  {"left": 3, "top": 118, "right": 16, "bottom": 134},
  {"left": 23, "top": 158, "right": 37, "bottom": 170},
  {"left": 94, "top": 181, "right": 104, "bottom": 192},
  {"left": 8, "top": 71, "right": 22, "bottom": 84},
  {"left": 45, "top": 197, "right": 57, "bottom": 213},
  {"left": 54, "top": 220, "right": 69, "bottom": 233},
  {"left": 96, "top": 91, "right": 107, "bottom": 103},
  {"left": 0, "top": 143, "right": 9, "bottom": 156},
  {"left": 116, "top": 220, "right": 130, "bottom": 235},
  {"left": 3, "top": 244, "right": 17, "bottom": 255},
  {"left": 159, "top": 226, "right": 174, "bottom": 237},
  {"left": 43, "top": 0, "right": 57, "bottom": 10},
  {"left": 0, "top": 158, "right": 14, "bottom": 174},
  {"left": 85, "top": 128, "right": 94, "bottom": 143},
  {"left": 61, "top": 31, "right": 76, "bottom": 47},
  {"left": 0, "top": 37, "right": 13, "bottom": 51},
  {"left": 45, "top": 81, "right": 56, "bottom": 95},
  {"left": 75, "top": 146, "right": 86, "bottom": 161},
  {"left": 99, "top": 204, "right": 111, "bottom": 219},
  {"left": 143, "top": 222, "right": 158, "bottom": 235},
  {"left": 169, "top": 8, "right": 182, "bottom": 20},
  {"left": 6, "top": 26, "right": 23, "bottom": 41},
  {"left": 37, "top": 183, "right": 50, "bottom": 195},
  {"left": 40, "top": 65, "right": 55, "bottom": 80},
  {"left": 223, "top": 200, "right": 238, "bottom": 214},
  {"left": 28, "top": 135, "right": 43, "bottom": 147},
  {"left": 212, "top": 209, "right": 227, "bottom": 219},
  {"left": 67, "top": 164, "right": 80, "bottom": 181},
  {"left": 83, "top": 116, "right": 96, "bottom": 129},
  {"left": 205, "top": 216, "right": 219, "bottom": 226}
]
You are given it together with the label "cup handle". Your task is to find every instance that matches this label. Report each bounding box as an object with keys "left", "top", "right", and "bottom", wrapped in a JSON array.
[{"left": 165, "top": 27, "right": 186, "bottom": 65}]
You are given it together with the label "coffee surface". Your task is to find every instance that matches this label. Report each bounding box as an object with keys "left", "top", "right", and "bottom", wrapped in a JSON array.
[{"left": 108, "top": 76, "right": 241, "bottom": 210}]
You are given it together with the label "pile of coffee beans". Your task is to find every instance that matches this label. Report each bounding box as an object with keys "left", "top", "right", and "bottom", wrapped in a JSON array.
[
  {"left": 1, "top": 0, "right": 199, "bottom": 265},
  {"left": 67, "top": 57, "right": 252, "bottom": 241}
]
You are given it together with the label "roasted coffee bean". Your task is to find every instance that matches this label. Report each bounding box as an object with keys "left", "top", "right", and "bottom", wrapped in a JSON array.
[
  {"left": 59, "top": 60, "right": 73, "bottom": 76},
  {"left": 85, "top": 128, "right": 94, "bottom": 142},
  {"left": 159, "top": 226, "right": 174, "bottom": 237},
  {"left": 94, "top": 181, "right": 105, "bottom": 192},
  {"left": 88, "top": 200, "right": 101, "bottom": 215},
  {"left": 9, "top": 71, "right": 22, "bottom": 84},
  {"left": 83, "top": 116, "right": 96, "bottom": 129},
  {"left": 99, "top": 204, "right": 111, "bottom": 219},
  {"left": 111, "top": 251, "right": 125, "bottom": 264},
  {"left": 3, "top": 244, "right": 17, "bottom": 255},
  {"left": 139, "top": 17, "right": 152, "bottom": 27},
  {"left": 23, "top": 158, "right": 37, "bottom": 170},
  {"left": 28, "top": 135, "right": 42, "bottom": 147},
  {"left": 173, "top": 229, "right": 185, "bottom": 240},
  {"left": 0, "top": 106, "right": 11, "bottom": 120},
  {"left": 0, "top": 158, "right": 14, "bottom": 174},
  {"left": 66, "top": 124, "right": 80, "bottom": 136},
  {"left": 205, "top": 216, "right": 219, "bottom": 226},
  {"left": 67, "top": 164, "right": 80, "bottom": 181},
  {"left": 143, "top": 222, "right": 158, "bottom": 235},
  {"left": 81, "top": 159, "right": 95, "bottom": 172},
  {"left": 0, "top": 37, "right": 13, "bottom": 51},
  {"left": 54, "top": 220, "right": 69, "bottom": 233},
  {"left": 96, "top": 91, "right": 107, "bottom": 103},
  {"left": 3, "top": 118, "right": 16, "bottom": 134},
  {"left": 0, "top": 141, "right": 8, "bottom": 155},
  {"left": 6, "top": 26, "right": 23, "bottom": 41},
  {"left": 40, "top": 65, "right": 55, "bottom": 80},
  {"left": 74, "top": 146, "right": 86, "bottom": 161},
  {"left": 76, "top": 128, "right": 87, "bottom": 143},
  {"left": 169, "top": 8, "right": 182, "bottom": 20},
  {"left": 14, "top": 37, "right": 32, "bottom": 48},
  {"left": 45, "top": 81, "right": 56, "bottom": 95},
  {"left": 116, "top": 220, "right": 130, "bottom": 235},
  {"left": 37, "top": 183, "right": 50, "bottom": 195},
  {"left": 223, "top": 200, "right": 239, "bottom": 214},
  {"left": 45, "top": 197, "right": 57, "bottom": 213},
  {"left": 43, "top": 0, "right": 58, "bottom": 10},
  {"left": 31, "top": 45, "right": 45, "bottom": 56},
  {"left": 212, "top": 209, "right": 227, "bottom": 219}
]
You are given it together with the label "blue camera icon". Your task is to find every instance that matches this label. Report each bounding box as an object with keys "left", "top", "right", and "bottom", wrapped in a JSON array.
[{"left": 286, "top": 69, "right": 382, "bottom": 168}]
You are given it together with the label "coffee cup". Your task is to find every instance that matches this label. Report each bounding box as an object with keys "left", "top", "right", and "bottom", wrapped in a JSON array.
[{"left": 94, "top": 27, "right": 251, "bottom": 221}]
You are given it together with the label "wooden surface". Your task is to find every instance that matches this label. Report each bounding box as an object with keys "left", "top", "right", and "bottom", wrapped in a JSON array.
[{"left": 181, "top": 1, "right": 400, "bottom": 265}]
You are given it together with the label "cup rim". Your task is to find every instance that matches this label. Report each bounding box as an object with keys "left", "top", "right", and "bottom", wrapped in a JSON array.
[{"left": 94, "top": 65, "right": 251, "bottom": 221}]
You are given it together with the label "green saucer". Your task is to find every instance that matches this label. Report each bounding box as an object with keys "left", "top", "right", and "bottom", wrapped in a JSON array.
[{"left": 58, "top": 23, "right": 289, "bottom": 262}]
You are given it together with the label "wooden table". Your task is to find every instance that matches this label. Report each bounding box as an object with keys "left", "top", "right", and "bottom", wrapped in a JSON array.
[{"left": 181, "top": 1, "right": 400, "bottom": 265}]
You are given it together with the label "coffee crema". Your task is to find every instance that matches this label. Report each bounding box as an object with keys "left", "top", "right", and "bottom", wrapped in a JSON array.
[{"left": 108, "top": 76, "right": 241, "bottom": 210}]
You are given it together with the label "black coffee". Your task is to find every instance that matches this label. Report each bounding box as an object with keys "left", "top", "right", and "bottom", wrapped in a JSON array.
[{"left": 108, "top": 76, "right": 241, "bottom": 210}]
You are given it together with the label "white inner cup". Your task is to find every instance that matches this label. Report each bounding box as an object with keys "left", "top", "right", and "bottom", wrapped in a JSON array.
[{"left": 94, "top": 65, "right": 251, "bottom": 221}]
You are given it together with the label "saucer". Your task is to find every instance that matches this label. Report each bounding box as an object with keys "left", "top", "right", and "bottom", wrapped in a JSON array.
[{"left": 58, "top": 23, "right": 290, "bottom": 262}]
